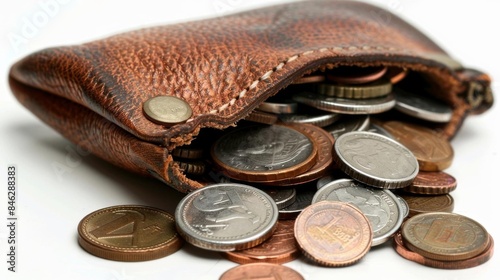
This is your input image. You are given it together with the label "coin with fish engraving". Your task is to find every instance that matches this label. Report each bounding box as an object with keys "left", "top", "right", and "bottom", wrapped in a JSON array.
[
  {"left": 219, "top": 263, "right": 304, "bottom": 280},
  {"left": 381, "top": 121, "right": 454, "bottom": 171},
  {"left": 211, "top": 124, "right": 317, "bottom": 182},
  {"left": 312, "top": 179, "right": 403, "bottom": 246},
  {"left": 175, "top": 183, "right": 278, "bottom": 251},
  {"left": 294, "top": 201, "right": 372, "bottom": 267},
  {"left": 333, "top": 131, "right": 419, "bottom": 189},
  {"left": 77, "top": 205, "right": 183, "bottom": 261},
  {"left": 402, "top": 212, "right": 490, "bottom": 261},
  {"left": 221, "top": 220, "right": 300, "bottom": 264}
]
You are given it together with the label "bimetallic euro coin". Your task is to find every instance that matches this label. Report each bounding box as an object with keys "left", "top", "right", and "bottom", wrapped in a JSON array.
[{"left": 175, "top": 183, "right": 278, "bottom": 251}]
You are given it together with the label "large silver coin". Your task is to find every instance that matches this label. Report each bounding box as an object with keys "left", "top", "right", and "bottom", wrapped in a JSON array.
[
  {"left": 291, "top": 92, "right": 396, "bottom": 115},
  {"left": 324, "top": 115, "right": 370, "bottom": 139},
  {"left": 175, "top": 183, "right": 278, "bottom": 251},
  {"left": 394, "top": 87, "right": 453, "bottom": 123},
  {"left": 333, "top": 131, "right": 419, "bottom": 189},
  {"left": 211, "top": 125, "right": 317, "bottom": 182},
  {"left": 312, "top": 178, "right": 404, "bottom": 246}
]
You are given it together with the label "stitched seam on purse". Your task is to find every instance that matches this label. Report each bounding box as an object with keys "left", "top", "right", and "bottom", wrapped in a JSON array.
[{"left": 185, "top": 45, "right": 400, "bottom": 122}]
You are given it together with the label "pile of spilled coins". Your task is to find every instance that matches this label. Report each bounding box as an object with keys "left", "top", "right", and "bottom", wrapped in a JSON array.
[{"left": 77, "top": 66, "right": 493, "bottom": 278}]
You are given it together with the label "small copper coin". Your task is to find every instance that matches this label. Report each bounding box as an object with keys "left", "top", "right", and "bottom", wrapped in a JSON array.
[
  {"left": 327, "top": 66, "right": 388, "bottom": 85},
  {"left": 261, "top": 124, "right": 334, "bottom": 186},
  {"left": 293, "top": 74, "right": 326, "bottom": 84},
  {"left": 385, "top": 67, "right": 408, "bottom": 84},
  {"left": 143, "top": 96, "right": 192, "bottom": 126},
  {"left": 393, "top": 231, "right": 494, "bottom": 269},
  {"left": 399, "top": 193, "right": 454, "bottom": 217},
  {"left": 222, "top": 220, "right": 300, "bottom": 264},
  {"left": 78, "top": 205, "right": 183, "bottom": 261},
  {"left": 294, "top": 201, "right": 372, "bottom": 267},
  {"left": 403, "top": 171, "right": 457, "bottom": 195},
  {"left": 172, "top": 147, "right": 204, "bottom": 160},
  {"left": 381, "top": 121, "right": 454, "bottom": 171},
  {"left": 211, "top": 124, "right": 318, "bottom": 182},
  {"left": 401, "top": 212, "right": 490, "bottom": 261},
  {"left": 219, "top": 263, "right": 304, "bottom": 280},
  {"left": 175, "top": 160, "right": 207, "bottom": 175}
]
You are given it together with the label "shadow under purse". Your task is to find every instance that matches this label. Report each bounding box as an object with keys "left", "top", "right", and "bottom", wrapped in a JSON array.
[{"left": 8, "top": 0, "right": 493, "bottom": 193}]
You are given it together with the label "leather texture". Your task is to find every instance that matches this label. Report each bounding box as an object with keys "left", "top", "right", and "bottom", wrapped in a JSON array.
[{"left": 9, "top": 0, "right": 494, "bottom": 193}]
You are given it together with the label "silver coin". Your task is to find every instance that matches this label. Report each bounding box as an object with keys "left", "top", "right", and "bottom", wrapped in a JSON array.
[
  {"left": 394, "top": 87, "right": 453, "bottom": 123},
  {"left": 175, "top": 183, "right": 278, "bottom": 251},
  {"left": 210, "top": 125, "right": 316, "bottom": 181},
  {"left": 395, "top": 194, "right": 409, "bottom": 218},
  {"left": 258, "top": 98, "right": 298, "bottom": 114},
  {"left": 312, "top": 178, "right": 404, "bottom": 246},
  {"left": 278, "top": 189, "right": 316, "bottom": 220},
  {"left": 316, "top": 175, "right": 334, "bottom": 190},
  {"left": 291, "top": 92, "right": 396, "bottom": 115},
  {"left": 366, "top": 123, "right": 394, "bottom": 139},
  {"left": 324, "top": 115, "right": 370, "bottom": 140},
  {"left": 279, "top": 112, "right": 340, "bottom": 127},
  {"left": 264, "top": 188, "right": 297, "bottom": 210},
  {"left": 333, "top": 131, "right": 419, "bottom": 189}
]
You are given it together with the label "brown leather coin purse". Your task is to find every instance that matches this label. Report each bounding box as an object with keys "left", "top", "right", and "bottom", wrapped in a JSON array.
[{"left": 8, "top": 0, "right": 493, "bottom": 193}]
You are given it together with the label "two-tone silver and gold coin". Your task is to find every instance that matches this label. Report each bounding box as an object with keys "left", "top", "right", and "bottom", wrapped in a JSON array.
[{"left": 175, "top": 183, "right": 278, "bottom": 251}]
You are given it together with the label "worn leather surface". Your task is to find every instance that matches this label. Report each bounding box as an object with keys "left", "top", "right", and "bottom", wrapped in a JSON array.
[{"left": 9, "top": 0, "right": 494, "bottom": 193}]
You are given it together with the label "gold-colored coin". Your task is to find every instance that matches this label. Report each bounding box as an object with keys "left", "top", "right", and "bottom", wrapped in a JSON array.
[
  {"left": 78, "top": 205, "right": 183, "bottom": 261},
  {"left": 143, "top": 96, "right": 192, "bottom": 126},
  {"left": 402, "top": 212, "right": 490, "bottom": 261},
  {"left": 381, "top": 121, "right": 454, "bottom": 171},
  {"left": 316, "top": 79, "right": 392, "bottom": 99}
]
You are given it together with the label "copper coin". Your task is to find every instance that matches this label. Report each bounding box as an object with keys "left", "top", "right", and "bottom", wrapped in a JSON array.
[
  {"left": 293, "top": 74, "right": 326, "bottom": 84},
  {"left": 401, "top": 212, "right": 490, "bottom": 261},
  {"left": 381, "top": 121, "right": 454, "bottom": 171},
  {"left": 327, "top": 66, "right": 388, "bottom": 85},
  {"left": 261, "top": 124, "right": 335, "bottom": 186},
  {"left": 222, "top": 220, "right": 300, "bottom": 264},
  {"left": 403, "top": 171, "right": 457, "bottom": 195},
  {"left": 294, "top": 201, "right": 372, "bottom": 267},
  {"left": 211, "top": 124, "right": 318, "bottom": 182},
  {"left": 393, "top": 231, "right": 494, "bottom": 269},
  {"left": 78, "top": 205, "right": 183, "bottom": 261},
  {"left": 399, "top": 193, "right": 454, "bottom": 217},
  {"left": 385, "top": 67, "right": 408, "bottom": 84},
  {"left": 220, "top": 263, "right": 304, "bottom": 280}
]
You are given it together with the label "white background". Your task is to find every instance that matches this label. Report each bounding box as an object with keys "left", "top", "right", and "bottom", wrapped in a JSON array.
[{"left": 1, "top": 0, "right": 499, "bottom": 279}]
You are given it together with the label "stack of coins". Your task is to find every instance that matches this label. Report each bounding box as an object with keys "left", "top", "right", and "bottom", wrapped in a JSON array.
[{"left": 76, "top": 66, "right": 493, "bottom": 277}]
